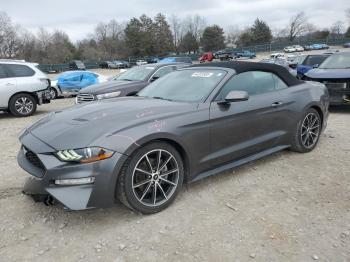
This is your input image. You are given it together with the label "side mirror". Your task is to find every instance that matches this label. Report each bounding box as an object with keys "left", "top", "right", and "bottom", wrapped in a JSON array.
[
  {"left": 150, "top": 76, "right": 160, "bottom": 82},
  {"left": 221, "top": 90, "right": 249, "bottom": 103}
]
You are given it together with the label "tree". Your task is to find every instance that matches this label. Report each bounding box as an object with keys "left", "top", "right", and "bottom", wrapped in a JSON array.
[
  {"left": 236, "top": 29, "right": 254, "bottom": 47},
  {"left": 0, "top": 12, "right": 21, "bottom": 58},
  {"left": 201, "top": 25, "right": 225, "bottom": 52},
  {"left": 179, "top": 32, "right": 199, "bottom": 53},
  {"left": 330, "top": 21, "right": 344, "bottom": 38},
  {"left": 286, "top": 12, "right": 308, "bottom": 41},
  {"left": 226, "top": 25, "right": 241, "bottom": 47},
  {"left": 154, "top": 13, "right": 173, "bottom": 55},
  {"left": 345, "top": 27, "right": 350, "bottom": 38},
  {"left": 250, "top": 18, "right": 272, "bottom": 44},
  {"left": 169, "top": 14, "right": 182, "bottom": 53},
  {"left": 346, "top": 8, "right": 350, "bottom": 24}
]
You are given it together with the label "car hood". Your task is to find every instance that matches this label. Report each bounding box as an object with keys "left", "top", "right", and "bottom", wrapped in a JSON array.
[
  {"left": 26, "top": 97, "right": 197, "bottom": 151},
  {"left": 305, "top": 68, "right": 350, "bottom": 79},
  {"left": 79, "top": 80, "right": 146, "bottom": 95}
]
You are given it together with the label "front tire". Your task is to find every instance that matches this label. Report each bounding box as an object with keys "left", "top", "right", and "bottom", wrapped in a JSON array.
[
  {"left": 9, "top": 93, "right": 37, "bottom": 117},
  {"left": 117, "top": 142, "right": 184, "bottom": 214},
  {"left": 290, "top": 108, "right": 321, "bottom": 153}
]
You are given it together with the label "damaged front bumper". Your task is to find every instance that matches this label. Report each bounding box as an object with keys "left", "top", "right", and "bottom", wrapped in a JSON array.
[{"left": 17, "top": 132, "right": 127, "bottom": 210}]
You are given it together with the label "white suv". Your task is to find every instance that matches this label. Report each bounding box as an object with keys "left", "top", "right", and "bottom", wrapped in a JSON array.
[{"left": 0, "top": 60, "right": 51, "bottom": 117}]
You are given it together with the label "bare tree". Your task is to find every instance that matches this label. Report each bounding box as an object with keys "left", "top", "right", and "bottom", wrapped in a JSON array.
[
  {"left": 226, "top": 25, "right": 241, "bottom": 46},
  {"left": 169, "top": 14, "right": 181, "bottom": 52},
  {"left": 330, "top": 20, "right": 344, "bottom": 38},
  {"left": 346, "top": 8, "right": 350, "bottom": 24},
  {"left": 287, "top": 12, "right": 308, "bottom": 41}
]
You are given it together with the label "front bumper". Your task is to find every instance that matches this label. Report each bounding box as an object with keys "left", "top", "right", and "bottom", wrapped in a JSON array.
[
  {"left": 17, "top": 132, "right": 127, "bottom": 210},
  {"left": 36, "top": 89, "right": 51, "bottom": 105}
]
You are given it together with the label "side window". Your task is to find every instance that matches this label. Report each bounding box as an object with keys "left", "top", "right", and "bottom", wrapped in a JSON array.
[
  {"left": 0, "top": 64, "right": 8, "bottom": 79},
  {"left": 153, "top": 66, "right": 174, "bottom": 78},
  {"left": 5, "top": 64, "right": 35, "bottom": 77},
  {"left": 216, "top": 71, "right": 275, "bottom": 100},
  {"left": 272, "top": 74, "right": 288, "bottom": 90}
]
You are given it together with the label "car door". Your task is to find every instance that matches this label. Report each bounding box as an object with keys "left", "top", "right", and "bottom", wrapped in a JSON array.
[
  {"left": 0, "top": 64, "right": 17, "bottom": 108},
  {"left": 208, "top": 71, "right": 288, "bottom": 167},
  {"left": 7, "top": 64, "right": 38, "bottom": 93}
]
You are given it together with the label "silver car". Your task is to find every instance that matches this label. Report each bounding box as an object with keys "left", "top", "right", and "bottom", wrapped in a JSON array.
[{"left": 0, "top": 60, "right": 51, "bottom": 116}]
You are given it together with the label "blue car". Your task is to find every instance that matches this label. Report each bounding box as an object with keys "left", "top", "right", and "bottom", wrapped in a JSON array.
[
  {"left": 304, "top": 52, "right": 350, "bottom": 105},
  {"left": 54, "top": 71, "right": 108, "bottom": 95},
  {"left": 159, "top": 57, "right": 192, "bottom": 64},
  {"left": 294, "top": 54, "right": 330, "bottom": 78},
  {"left": 234, "top": 50, "right": 256, "bottom": 59}
]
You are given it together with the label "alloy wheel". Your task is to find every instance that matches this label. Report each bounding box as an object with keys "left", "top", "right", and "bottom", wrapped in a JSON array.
[
  {"left": 301, "top": 112, "right": 320, "bottom": 148},
  {"left": 132, "top": 149, "right": 179, "bottom": 207},
  {"left": 15, "top": 97, "right": 34, "bottom": 115}
]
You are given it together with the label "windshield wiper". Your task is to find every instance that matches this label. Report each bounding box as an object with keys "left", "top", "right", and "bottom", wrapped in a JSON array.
[{"left": 152, "top": 96, "right": 174, "bottom": 101}]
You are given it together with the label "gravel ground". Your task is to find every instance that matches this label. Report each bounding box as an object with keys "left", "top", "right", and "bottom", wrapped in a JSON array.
[{"left": 0, "top": 98, "right": 349, "bottom": 262}]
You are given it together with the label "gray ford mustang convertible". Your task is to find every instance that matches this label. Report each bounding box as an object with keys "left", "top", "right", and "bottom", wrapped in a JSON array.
[{"left": 18, "top": 62, "right": 329, "bottom": 214}]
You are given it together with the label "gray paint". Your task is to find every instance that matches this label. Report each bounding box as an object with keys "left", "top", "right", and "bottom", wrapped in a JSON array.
[{"left": 18, "top": 66, "right": 329, "bottom": 210}]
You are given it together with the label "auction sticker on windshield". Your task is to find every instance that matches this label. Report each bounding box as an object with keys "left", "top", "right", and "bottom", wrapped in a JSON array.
[{"left": 191, "top": 72, "right": 214, "bottom": 78}]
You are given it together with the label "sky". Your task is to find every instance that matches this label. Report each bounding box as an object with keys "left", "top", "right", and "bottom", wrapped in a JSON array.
[{"left": 0, "top": 0, "right": 348, "bottom": 41}]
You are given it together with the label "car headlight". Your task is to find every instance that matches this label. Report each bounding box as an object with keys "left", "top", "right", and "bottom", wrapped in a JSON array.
[
  {"left": 55, "top": 147, "right": 114, "bottom": 163},
  {"left": 96, "top": 91, "right": 121, "bottom": 100}
]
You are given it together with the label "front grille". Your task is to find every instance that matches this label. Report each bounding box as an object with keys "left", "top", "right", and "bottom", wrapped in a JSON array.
[
  {"left": 24, "top": 147, "right": 45, "bottom": 171},
  {"left": 76, "top": 94, "right": 95, "bottom": 103}
]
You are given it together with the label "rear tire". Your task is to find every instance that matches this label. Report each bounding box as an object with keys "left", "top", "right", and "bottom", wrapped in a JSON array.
[
  {"left": 9, "top": 93, "right": 37, "bottom": 117},
  {"left": 49, "top": 87, "right": 57, "bottom": 99},
  {"left": 117, "top": 142, "right": 184, "bottom": 214},
  {"left": 290, "top": 108, "right": 321, "bottom": 153}
]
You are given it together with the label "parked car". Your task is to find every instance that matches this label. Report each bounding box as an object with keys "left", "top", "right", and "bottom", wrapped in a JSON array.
[
  {"left": 145, "top": 57, "right": 159, "bottom": 64},
  {"left": 113, "top": 60, "right": 127, "bottom": 69},
  {"left": 270, "top": 53, "right": 285, "bottom": 59},
  {"left": 159, "top": 57, "right": 192, "bottom": 64},
  {"left": 306, "top": 43, "right": 329, "bottom": 50},
  {"left": 0, "top": 60, "right": 51, "bottom": 117},
  {"left": 234, "top": 50, "right": 256, "bottom": 59},
  {"left": 18, "top": 61, "right": 329, "bottom": 213},
  {"left": 69, "top": 60, "right": 86, "bottom": 70},
  {"left": 53, "top": 71, "right": 108, "bottom": 96},
  {"left": 199, "top": 52, "right": 214, "bottom": 63},
  {"left": 284, "top": 46, "right": 297, "bottom": 53},
  {"left": 259, "top": 58, "right": 297, "bottom": 77},
  {"left": 292, "top": 45, "right": 304, "bottom": 52},
  {"left": 343, "top": 43, "right": 350, "bottom": 48},
  {"left": 121, "top": 61, "right": 131, "bottom": 68},
  {"left": 76, "top": 63, "right": 189, "bottom": 103},
  {"left": 304, "top": 52, "right": 350, "bottom": 105},
  {"left": 136, "top": 60, "right": 148, "bottom": 66},
  {"left": 99, "top": 61, "right": 116, "bottom": 69},
  {"left": 293, "top": 54, "right": 330, "bottom": 78}
]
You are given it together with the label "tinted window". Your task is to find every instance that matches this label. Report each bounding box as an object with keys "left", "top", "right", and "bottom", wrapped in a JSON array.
[
  {"left": 0, "top": 64, "right": 8, "bottom": 79},
  {"left": 319, "top": 54, "right": 350, "bottom": 69},
  {"left": 5, "top": 64, "right": 35, "bottom": 77},
  {"left": 217, "top": 71, "right": 275, "bottom": 100},
  {"left": 153, "top": 66, "right": 174, "bottom": 78},
  {"left": 303, "top": 55, "right": 328, "bottom": 66},
  {"left": 272, "top": 75, "right": 288, "bottom": 90}
]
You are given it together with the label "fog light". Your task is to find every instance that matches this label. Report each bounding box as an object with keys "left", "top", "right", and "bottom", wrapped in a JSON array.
[{"left": 55, "top": 177, "right": 95, "bottom": 185}]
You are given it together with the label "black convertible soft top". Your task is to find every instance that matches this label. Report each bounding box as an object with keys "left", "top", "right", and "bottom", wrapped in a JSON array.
[{"left": 191, "top": 61, "right": 303, "bottom": 86}]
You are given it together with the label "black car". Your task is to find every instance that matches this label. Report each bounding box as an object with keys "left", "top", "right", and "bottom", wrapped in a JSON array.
[
  {"left": 69, "top": 60, "right": 86, "bottom": 70},
  {"left": 76, "top": 62, "right": 189, "bottom": 103},
  {"left": 18, "top": 61, "right": 329, "bottom": 213},
  {"left": 304, "top": 52, "right": 350, "bottom": 105}
]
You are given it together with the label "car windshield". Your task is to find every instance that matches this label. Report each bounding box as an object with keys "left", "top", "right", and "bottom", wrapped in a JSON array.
[
  {"left": 303, "top": 55, "right": 328, "bottom": 66},
  {"left": 115, "top": 66, "right": 154, "bottom": 81},
  {"left": 138, "top": 69, "right": 227, "bottom": 102},
  {"left": 319, "top": 54, "right": 350, "bottom": 69}
]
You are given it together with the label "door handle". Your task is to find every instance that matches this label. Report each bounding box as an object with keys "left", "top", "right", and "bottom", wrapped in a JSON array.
[
  {"left": 271, "top": 101, "right": 283, "bottom": 107},
  {"left": 6, "top": 83, "right": 15, "bottom": 86}
]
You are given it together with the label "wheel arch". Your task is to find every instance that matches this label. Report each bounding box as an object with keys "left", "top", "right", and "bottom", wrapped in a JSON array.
[
  {"left": 310, "top": 105, "right": 324, "bottom": 128},
  {"left": 8, "top": 91, "right": 39, "bottom": 108}
]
